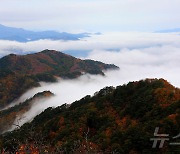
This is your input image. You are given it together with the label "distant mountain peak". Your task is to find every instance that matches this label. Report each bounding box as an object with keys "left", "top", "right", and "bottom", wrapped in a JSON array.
[
  {"left": 155, "top": 28, "right": 180, "bottom": 33},
  {"left": 40, "top": 49, "right": 64, "bottom": 54},
  {"left": 9, "top": 53, "right": 17, "bottom": 56},
  {"left": 0, "top": 24, "right": 92, "bottom": 42}
]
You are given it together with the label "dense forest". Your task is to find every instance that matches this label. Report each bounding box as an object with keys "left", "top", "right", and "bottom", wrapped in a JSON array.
[
  {"left": 0, "top": 50, "right": 118, "bottom": 109},
  {"left": 1, "top": 78, "right": 179, "bottom": 153}
]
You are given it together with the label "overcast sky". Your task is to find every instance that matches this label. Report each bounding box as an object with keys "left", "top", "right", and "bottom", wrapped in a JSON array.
[{"left": 1, "top": 0, "right": 180, "bottom": 32}]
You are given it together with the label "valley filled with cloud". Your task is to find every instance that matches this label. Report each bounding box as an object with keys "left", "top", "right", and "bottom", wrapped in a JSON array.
[{"left": 2, "top": 32, "right": 179, "bottom": 130}]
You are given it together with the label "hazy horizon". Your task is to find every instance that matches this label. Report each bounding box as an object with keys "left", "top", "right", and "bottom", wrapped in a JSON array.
[{"left": 1, "top": 0, "right": 180, "bottom": 33}]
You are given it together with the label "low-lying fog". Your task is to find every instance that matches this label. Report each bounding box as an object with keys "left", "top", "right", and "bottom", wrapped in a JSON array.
[{"left": 2, "top": 32, "right": 180, "bottom": 131}]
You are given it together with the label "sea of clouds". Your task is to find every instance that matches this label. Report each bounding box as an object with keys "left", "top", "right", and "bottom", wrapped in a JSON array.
[{"left": 1, "top": 32, "right": 180, "bottom": 131}]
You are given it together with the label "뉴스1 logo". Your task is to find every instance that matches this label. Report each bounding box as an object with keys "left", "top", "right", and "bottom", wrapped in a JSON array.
[{"left": 150, "top": 127, "right": 180, "bottom": 148}]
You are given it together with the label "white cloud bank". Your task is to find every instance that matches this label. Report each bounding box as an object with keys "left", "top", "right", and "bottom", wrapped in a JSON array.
[
  {"left": 0, "top": 32, "right": 180, "bottom": 56},
  {"left": 3, "top": 32, "right": 180, "bottom": 130}
]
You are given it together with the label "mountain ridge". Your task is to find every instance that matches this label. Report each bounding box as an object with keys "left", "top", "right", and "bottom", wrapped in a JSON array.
[
  {"left": 0, "top": 49, "right": 118, "bottom": 77},
  {"left": 0, "top": 50, "right": 119, "bottom": 109},
  {"left": 155, "top": 28, "right": 180, "bottom": 33},
  {"left": 0, "top": 91, "right": 54, "bottom": 134},
  {"left": 0, "top": 24, "right": 90, "bottom": 42}
]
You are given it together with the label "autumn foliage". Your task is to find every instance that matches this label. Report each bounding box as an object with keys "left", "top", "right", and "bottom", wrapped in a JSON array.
[{"left": 0, "top": 79, "right": 179, "bottom": 153}]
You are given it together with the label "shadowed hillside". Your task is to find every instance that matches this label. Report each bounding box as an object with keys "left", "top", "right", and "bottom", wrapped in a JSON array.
[{"left": 0, "top": 91, "right": 54, "bottom": 134}]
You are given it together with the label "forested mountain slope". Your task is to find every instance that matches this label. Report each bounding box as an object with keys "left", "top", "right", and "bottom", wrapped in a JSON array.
[
  {"left": 1, "top": 79, "right": 179, "bottom": 153},
  {"left": 0, "top": 49, "right": 118, "bottom": 109}
]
